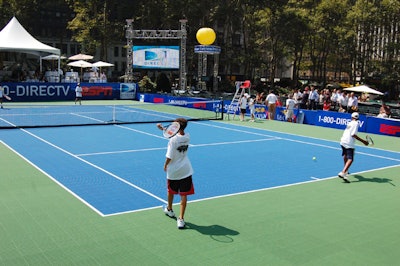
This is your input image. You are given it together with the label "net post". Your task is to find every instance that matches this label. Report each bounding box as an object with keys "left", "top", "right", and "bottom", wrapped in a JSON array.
[{"left": 220, "top": 97, "right": 224, "bottom": 120}]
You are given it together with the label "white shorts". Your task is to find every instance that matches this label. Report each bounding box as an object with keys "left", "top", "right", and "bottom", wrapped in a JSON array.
[{"left": 286, "top": 109, "right": 294, "bottom": 120}]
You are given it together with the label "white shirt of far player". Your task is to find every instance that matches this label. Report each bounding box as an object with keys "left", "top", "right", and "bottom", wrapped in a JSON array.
[
  {"left": 240, "top": 95, "right": 248, "bottom": 109},
  {"left": 340, "top": 119, "right": 359, "bottom": 149},
  {"left": 286, "top": 98, "right": 296, "bottom": 110},
  {"left": 248, "top": 97, "right": 255, "bottom": 112}
]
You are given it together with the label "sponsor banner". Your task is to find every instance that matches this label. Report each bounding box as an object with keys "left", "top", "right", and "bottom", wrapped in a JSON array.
[
  {"left": 275, "top": 107, "right": 302, "bottom": 122},
  {"left": 254, "top": 104, "right": 268, "bottom": 119},
  {"left": 314, "top": 110, "right": 367, "bottom": 132},
  {"left": 194, "top": 45, "right": 222, "bottom": 54},
  {"left": 139, "top": 93, "right": 220, "bottom": 113},
  {"left": 223, "top": 100, "right": 269, "bottom": 120},
  {"left": 221, "top": 99, "right": 399, "bottom": 136},
  {"left": 132, "top": 46, "right": 180, "bottom": 69},
  {"left": 0, "top": 82, "right": 138, "bottom": 101},
  {"left": 120, "top": 83, "right": 137, "bottom": 99},
  {"left": 366, "top": 116, "right": 400, "bottom": 137}
]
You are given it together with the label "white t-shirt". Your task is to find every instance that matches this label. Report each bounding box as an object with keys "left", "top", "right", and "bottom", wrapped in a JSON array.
[
  {"left": 286, "top": 98, "right": 295, "bottom": 110},
  {"left": 293, "top": 92, "right": 302, "bottom": 103},
  {"left": 341, "top": 95, "right": 349, "bottom": 107},
  {"left": 331, "top": 92, "right": 338, "bottom": 103},
  {"left": 340, "top": 119, "right": 359, "bottom": 149},
  {"left": 248, "top": 97, "right": 255, "bottom": 112},
  {"left": 266, "top": 93, "right": 277, "bottom": 104},
  {"left": 75, "top": 86, "right": 82, "bottom": 97},
  {"left": 348, "top": 96, "right": 358, "bottom": 108},
  {"left": 165, "top": 133, "right": 193, "bottom": 180},
  {"left": 348, "top": 97, "right": 354, "bottom": 107},
  {"left": 240, "top": 96, "right": 247, "bottom": 109},
  {"left": 309, "top": 90, "right": 318, "bottom": 101}
]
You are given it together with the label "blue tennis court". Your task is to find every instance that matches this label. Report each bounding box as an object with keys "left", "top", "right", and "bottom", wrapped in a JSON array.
[{"left": 1, "top": 118, "right": 399, "bottom": 217}]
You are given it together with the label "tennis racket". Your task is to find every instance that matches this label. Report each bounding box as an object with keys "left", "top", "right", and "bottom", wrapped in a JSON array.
[
  {"left": 4, "top": 95, "right": 11, "bottom": 101},
  {"left": 366, "top": 135, "right": 374, "bottom": 146},
  {"left": 161, "top": 121, "right": 180, "bottom": 138}
]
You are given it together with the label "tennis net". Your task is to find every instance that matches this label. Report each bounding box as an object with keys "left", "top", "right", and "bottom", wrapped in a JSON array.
[{"left": 0, "top": 99, "right": 224, "bottom": 129}]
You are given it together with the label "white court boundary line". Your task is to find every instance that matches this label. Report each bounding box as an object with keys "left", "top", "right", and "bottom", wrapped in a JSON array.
[
  {"left": 1, "top": 140, "right": 104, "bottom": 217},
  {"left": 78, "top": 121, "right": 400, "bottom": 163},
  {"left": 106, "top": 164, "right": 400, "bottom": 217},
  {"left": 0, "top": 126, "right": 168, "bottom": 217},
  {"left": 104, "top": 120, "right": 400, "bottom": 216},
  {"left": 2, "top": 120, "right": 399, "bottom": 217},
  {"left": 211, "top": 120, "right": 400, "bottom": 154}
]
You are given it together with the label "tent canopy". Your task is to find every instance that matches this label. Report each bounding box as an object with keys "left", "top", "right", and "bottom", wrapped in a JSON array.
[
  {"left": 0, "top": 17, "right": 60, "bottom": 56},
  {"left": 41, "top": 55, "right": 66, "bottom": 60},
  {"left": 344, "top": 85, "right": 384, "bottom": 95}
]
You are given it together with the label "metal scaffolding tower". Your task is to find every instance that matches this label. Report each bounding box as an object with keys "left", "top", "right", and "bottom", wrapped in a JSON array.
[{"left": 124, "top": 19, "right": 188, "bottom": 91}]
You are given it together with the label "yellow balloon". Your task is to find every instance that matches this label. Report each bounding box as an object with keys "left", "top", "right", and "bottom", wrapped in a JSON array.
[{"left": 196, "top": 28, "right": 216, "bottom": 45}]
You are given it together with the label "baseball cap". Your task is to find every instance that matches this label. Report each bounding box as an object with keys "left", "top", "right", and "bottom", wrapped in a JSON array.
[{"left": 351, "top": 112, "right": 359, "bottom": 119}]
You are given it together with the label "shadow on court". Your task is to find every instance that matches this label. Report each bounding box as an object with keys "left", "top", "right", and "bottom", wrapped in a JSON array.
[
  {"left": 352, "top": 174, "right": 396, "bottom": 186},
  {"left": 185, "top": 223, "right": 240, "bottom": 243}
]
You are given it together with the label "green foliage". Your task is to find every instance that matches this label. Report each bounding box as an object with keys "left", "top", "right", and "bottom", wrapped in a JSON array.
[
  {"left": 138, "top": 75, "right": 157, "bottom": 93},
  {"left": 1, "top": 0, "right": 400, "bottom": 94}
]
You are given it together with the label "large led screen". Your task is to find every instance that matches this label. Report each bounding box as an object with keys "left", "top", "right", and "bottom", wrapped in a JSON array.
[{"left": 132, "top": 46, "right": 180, "bottom": 69}]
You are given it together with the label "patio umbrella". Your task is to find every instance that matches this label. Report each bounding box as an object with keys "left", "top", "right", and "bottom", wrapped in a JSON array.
[
  {"left": 40, "top": 54, "right": 66, "bottom": 72},
  {"left": 67, "top": 60, "right": 93, "bottom": 80},
  {"left": 344, "top": 85, "right": 384, "bottom": 95},
  {"left": 68, "top": 53, "right": 93, "bottom": 61},
  {"left": 92, "top": 61, "right": 114, "bottom": 68},
  {"left": 92, "top": 61, "right": 114, "bottom": 74}
]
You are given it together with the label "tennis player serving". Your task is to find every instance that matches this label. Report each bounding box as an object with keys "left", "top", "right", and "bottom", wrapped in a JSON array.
[
  {"left": 157, "top": 118, "right": 194, "bottom": 229},
  {"left": 338, "top": 112, "right": 369, "bottom": 183}
]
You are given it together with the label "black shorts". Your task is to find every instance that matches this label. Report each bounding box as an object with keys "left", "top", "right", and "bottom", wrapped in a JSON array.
[
  {"left": 240, "top": 108, "right": 246, "bottom": 114},
  {"left": 167, "top": 176, "right": 194, "bottom": 196},
  {"left": 341, "top": 145, "right": 354, "bottom": 160}
]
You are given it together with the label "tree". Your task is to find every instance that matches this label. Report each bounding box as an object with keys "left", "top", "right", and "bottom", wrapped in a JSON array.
[{"left": 65, "top": 0, "right": 130, "bottom": 60}]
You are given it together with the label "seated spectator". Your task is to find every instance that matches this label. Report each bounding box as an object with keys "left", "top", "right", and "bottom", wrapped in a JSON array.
[{"left": 377, "top": 102, "right": 391, "bottom": 118}]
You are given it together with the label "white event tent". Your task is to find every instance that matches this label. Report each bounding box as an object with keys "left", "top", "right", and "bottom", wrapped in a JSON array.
[{"left": 0, "top": 16, "right": 61, "bottom": 73}]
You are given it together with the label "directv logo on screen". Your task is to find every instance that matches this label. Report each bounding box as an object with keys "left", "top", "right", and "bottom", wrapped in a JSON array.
[
  {"left": 120, "top": 83, "right": 137, "bottom": 99},
  {"left": 132, "top": 46, "right": 180, "bottom": 69}
]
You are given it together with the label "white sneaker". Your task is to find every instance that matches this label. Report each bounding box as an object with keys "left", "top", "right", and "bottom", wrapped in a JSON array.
[
  {"left": 163, "top": 205, "right": 175, "bottom": 218},
  {"left": 177, "top": 218, "right": 185, "bottom": 229},
  {"left": 338, "top": 172, "right": 347, "bottom": 178},
  {"left": 338, "top": 172, "right": 350, "bottom": 183}
]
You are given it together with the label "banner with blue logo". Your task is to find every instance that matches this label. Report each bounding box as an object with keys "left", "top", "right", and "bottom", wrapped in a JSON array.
[
  {"left": 0, "top": 82, "right": 138, "bottom": 101},
  {"left": 223, "top": 100, "right": 398, "bottom": 137},
  {"left": 313, "top": 111, "right": 367, "bottom": 131}
]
